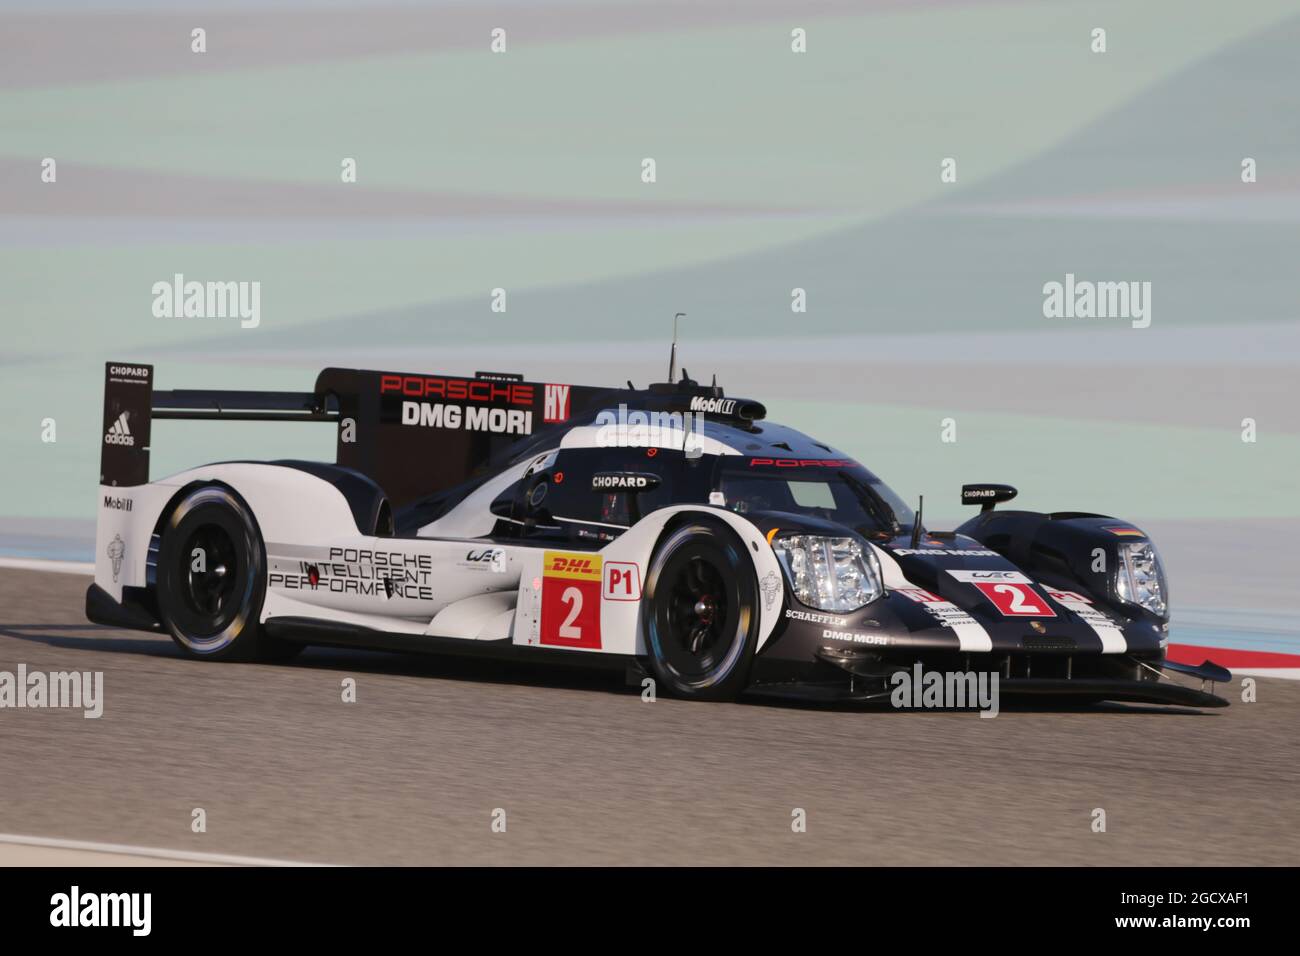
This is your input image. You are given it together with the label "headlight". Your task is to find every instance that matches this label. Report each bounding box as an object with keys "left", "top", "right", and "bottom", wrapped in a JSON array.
[
  {"left": 1115, "top": 541, "right": 1168, "bottom": 616},
  {"left": 772, "top": 535, "right": 883, "bottom": 612}
]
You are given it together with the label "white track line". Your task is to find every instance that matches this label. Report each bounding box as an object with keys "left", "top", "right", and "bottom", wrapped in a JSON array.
[
  {"left": 1233, "top": 667, "right": 1300, "bottom": 680},
  {"left": 0, "top": 557, "right": 93, "bottom": 575},
  {"left": 0, "top": 833, "right": 333, "bottom": 867}
]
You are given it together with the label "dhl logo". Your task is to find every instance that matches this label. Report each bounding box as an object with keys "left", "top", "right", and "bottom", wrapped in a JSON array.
[{"left": 543, "top": 551, "right": 603, "bottom": 580}]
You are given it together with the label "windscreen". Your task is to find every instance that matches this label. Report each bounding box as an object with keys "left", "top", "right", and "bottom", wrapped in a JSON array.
[{"left": 715, "top": 458, "right": 914, "bottom": 536}]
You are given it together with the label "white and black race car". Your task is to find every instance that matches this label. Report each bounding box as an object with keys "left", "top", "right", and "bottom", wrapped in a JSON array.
[{"left": 88, "top": 361, "right": 1231, "bottom": 708}]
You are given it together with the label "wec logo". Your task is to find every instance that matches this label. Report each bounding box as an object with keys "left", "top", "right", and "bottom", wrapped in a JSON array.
[{"left": 464, "top": 548, "right": 507, "bottom": 573}]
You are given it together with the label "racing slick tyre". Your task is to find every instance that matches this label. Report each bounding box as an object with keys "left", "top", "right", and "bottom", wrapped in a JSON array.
[
  {"left": 156, "top": 485, "right": 299, "bottom": 662},
  {"left": 642, "top": 516, "right": 760, "bottom": 701}
]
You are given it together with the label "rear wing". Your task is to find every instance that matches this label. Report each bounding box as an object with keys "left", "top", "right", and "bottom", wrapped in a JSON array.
[
  {"left": 100, "top": 362, "right": 765, "bottom": 507},
  {"left": 99, "top": 362, "right": 337, "bottom": 488},
  {"left": 100, "top": 362, "right": 605, "bottom": 507}
]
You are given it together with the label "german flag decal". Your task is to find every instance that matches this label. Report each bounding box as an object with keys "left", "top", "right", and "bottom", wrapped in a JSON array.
[{"left": 1104, "top": 526, "right": 1145, "bottom": 537}]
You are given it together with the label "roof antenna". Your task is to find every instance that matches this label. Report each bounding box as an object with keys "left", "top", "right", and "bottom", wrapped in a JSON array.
[
  {"left": 909, "top": 495, "right": 924, "bottom": 549},
  {"left": 711, "top": 372, "right": 720, "bottom": 397},
  {"left": 668, "top": 312, "right": 685, "bottom": 384}
]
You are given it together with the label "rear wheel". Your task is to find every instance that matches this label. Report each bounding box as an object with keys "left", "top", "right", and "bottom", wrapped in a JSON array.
[
  {"left": 642, "top": 517, "right": 759, "bottom": 700},
  {"left": 156, "top": 485, "right": 298, "bottom": 662}
]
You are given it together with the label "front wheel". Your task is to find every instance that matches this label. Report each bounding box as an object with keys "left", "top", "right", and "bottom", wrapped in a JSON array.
[
  {"left": 156, "top": 485, "right": 298, "bottom": 662},
  {"left": 642, "top": 517, "right": 760, "bottom": 700}
]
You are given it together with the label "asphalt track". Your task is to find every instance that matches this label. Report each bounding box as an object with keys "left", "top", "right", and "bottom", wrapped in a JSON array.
[{"left": 1, "top": 568, "right": 1297, "bottom": 866}]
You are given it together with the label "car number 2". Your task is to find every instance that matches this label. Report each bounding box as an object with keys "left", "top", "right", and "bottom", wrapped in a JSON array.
[
  {"left": 973, "top": 581, "right": 1057, "bottom": 617},
  {"left": 540, "top": 551, "right": 603, "bottom": 648},
  {"left": 559, "top": 586, "right": 584, "bottom": 640}
]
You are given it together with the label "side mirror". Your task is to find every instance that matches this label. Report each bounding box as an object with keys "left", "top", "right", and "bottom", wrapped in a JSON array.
[
  {"left": 517, "top": 476, "right": 551, "bottom": 530},
  {"left": 961, "top": 483, "right": 1018, "bottom": 513}
]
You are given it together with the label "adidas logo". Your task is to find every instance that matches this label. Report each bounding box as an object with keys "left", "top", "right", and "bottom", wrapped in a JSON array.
[{"left": 105, "top": 412, "right": 134, "bottom": 447}]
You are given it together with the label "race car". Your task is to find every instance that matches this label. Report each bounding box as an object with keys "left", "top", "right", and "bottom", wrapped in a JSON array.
[{"left": 87, "top": 360, "right": 1231, "bottom": 708}]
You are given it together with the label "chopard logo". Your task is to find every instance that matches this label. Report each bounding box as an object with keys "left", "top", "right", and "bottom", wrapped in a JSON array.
[{"left": 591, "top": 472, "right": 660, "bottom": 491}]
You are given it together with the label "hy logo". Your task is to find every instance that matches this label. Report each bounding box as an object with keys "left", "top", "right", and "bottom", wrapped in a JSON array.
[{"left": 104, "top": 412, "right": 134, "bottom": 447}]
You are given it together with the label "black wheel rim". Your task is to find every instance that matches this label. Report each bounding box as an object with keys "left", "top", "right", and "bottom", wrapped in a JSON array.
[
  {"left": 180, "top": 524, "right": 241, "bottom": 633},
  {"left": 669, "top": 557, "right": 728, "bottom": 663},
  {"left": 159, "top": 487, "right": 263, "bottom": 656},
  {"left": 652, "top": 541, "right": 748, "bottom": 685}
]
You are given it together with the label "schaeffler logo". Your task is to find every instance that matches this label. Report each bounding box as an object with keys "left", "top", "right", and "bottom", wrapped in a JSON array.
[{"left": 104, "top": 412, "right": 134, "bottom": 446}]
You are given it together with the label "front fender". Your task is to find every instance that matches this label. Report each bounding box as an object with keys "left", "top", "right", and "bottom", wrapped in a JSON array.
[{"left": 596, "top": 505, "right": 784, "bottom": 656}]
